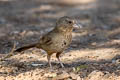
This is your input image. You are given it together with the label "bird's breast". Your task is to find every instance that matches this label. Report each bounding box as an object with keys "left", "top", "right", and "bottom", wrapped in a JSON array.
[{"left": 51, "top": 33, "right": 72, "bottom": 52}]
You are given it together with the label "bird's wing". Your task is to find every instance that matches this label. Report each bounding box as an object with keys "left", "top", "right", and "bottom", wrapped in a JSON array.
[{"left": 39, "top": 34, "right": 53, "bottom": 45}]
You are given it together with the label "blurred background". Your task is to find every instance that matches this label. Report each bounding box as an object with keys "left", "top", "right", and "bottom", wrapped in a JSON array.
[{"left": 0, "top": 0, "right": 120, "bottom": 54}]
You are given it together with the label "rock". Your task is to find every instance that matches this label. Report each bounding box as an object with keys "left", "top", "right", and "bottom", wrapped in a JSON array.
[
  {"left": 31, "top": 63, "right": 44, "bottom": 67},
  {"left": 53, "top": 71, "right": 70, "bottom": 80},
  {"left": 26, "top": 31, "right": 34, "bottom": 36},
  {"left": 87, "top": 70, "right": 104, "bottom": 80},
  {"left": 117, "top": 65, "right": 120, "bottom": 69},
  {"left": 77, "top": 76, "right": 82, "bottom": 80},
  {"left": 44, "top": 72, "right": 57, "bottom": 78},
  {"left": 70, "top": 73, "right": 79, "bottom": 79},
  {"left": 0, "top": 18, "right": 6, "bottom": 24},
  {"left": 112, "top": 60, "right": 116, "bottom": 63}
]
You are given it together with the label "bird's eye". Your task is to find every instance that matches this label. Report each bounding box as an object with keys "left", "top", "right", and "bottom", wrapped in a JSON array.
[{"left": 68, "top": 21, "right": 72, "bottom": 24}]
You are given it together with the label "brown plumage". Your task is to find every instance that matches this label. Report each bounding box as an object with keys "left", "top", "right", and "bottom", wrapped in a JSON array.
[{"left": 15, "top": 16, "right": 80, "bottom": 68}]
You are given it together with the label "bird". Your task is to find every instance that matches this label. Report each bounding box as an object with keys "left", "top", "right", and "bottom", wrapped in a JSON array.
[{"left": 14, "top": 16, "right": 81, "bottom": 68}]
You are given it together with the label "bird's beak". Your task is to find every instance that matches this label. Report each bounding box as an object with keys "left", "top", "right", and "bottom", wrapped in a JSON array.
[{"left": 73, "top": 22, "right": 83, "bottom": 29}]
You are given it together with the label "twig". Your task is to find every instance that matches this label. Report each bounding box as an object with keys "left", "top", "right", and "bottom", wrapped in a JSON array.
[{"left": 0, "top": 43, "right": 16, "bottom": 61}]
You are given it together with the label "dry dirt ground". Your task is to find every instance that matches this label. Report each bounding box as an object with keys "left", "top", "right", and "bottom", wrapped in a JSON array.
[{"left": 0, "top": 0, "right": 120, "bottom": 80}]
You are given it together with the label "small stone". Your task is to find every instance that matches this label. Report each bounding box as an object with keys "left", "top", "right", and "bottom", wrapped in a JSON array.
[
  {"left": 31, "top": 63, "right": 44, "bottom": 67},
  {"left": 0, "top": 18, "right": 6, "bottom": 24},
  {"left": 77, "top": 76, "right": 82, "bottom": 80},
  {"left": 53, "top": 71, "right": 70, "bottom": 80},
  {"left": 44, "top": 72, "right": 57, "bottom": 78},
  {"left": 87, "top": 70, "right": 104, "bottom": 80},
  {"left": 26, "top": 31, "right": 34, "bottom": 36},
  {"left": 117, "top": 65, "right": 120, "bottom": 69},
  {"left": 112, "top": 60, "right": 116, "bottom": 63},
  {"left": 70, "top": 73, "right": 78, "bottom": 79}
]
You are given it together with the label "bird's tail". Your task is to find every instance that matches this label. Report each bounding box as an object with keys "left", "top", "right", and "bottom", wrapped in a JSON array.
[{"left": 14, "top": 43, "right": 37, "bottom": 52}]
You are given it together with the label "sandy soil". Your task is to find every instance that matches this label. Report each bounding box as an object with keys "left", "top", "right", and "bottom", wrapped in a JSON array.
[{"left": 0, "top": 0, "right": 120, "bottom": 80}]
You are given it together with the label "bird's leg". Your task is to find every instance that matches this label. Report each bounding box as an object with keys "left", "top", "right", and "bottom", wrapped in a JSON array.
[
  {"left": 56, "top": 52, "right": 64, "bottom": 68},
  {"left": 47, "top": 54, "right": 52, "bottom": 68}
]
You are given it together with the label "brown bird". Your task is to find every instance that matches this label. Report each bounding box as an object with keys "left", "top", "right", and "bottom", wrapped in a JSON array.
[{"left": 15, "top": 16, "right": 81, "bottom": 68}]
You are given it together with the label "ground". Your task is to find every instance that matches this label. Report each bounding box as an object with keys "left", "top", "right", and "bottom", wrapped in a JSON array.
[{"left": 0, "top": 0, "right": 120, "bottom": 80}]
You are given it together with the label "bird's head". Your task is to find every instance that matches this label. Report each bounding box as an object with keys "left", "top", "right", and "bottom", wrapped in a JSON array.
[{"left": 55, "top": 16, "right": 82, "bottom": 32}]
